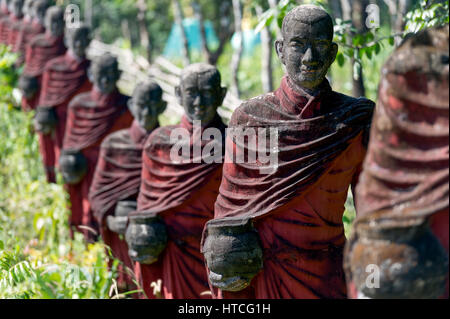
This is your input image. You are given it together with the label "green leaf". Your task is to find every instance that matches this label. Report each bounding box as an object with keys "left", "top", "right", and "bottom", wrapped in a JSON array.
[
  {"left": 336, "top": 52, "right": 345, "bottom": 67},
  {"left": 374, "top": 42, "right": 381, "bottom": 54},
  {"left": 388, "top": 37, "right": 395, "bottom": 46}
]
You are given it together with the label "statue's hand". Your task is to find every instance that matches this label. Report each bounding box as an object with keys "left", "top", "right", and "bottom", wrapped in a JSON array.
[
  {"left": 107, "top": 200, "right": 137, "bottom": 235},
  {"left": 18, "top": 74, "right": 39, "bottom": 99},
  {"left": 34, "top": 106, "right": 57, "bottom": 135},
  {"left": 345, "top": 221, "right": 449, "bottom": 299},
  {"left": 202, "top": 218, "right": 263, "bottom": 292},
  {"left": 125, "top": 214, "right": 167, "bottom": 265},
  {"left": 58, "top": 150, "right": 87, "bottom": 185}
]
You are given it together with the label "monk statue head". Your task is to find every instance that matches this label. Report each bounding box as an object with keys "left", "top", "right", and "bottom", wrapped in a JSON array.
[
  {"left": 90, "top": 53, "right": 121, "bottom": 94},
  {"left": 275, "top": 5, "right": 338, "bottom": 94},
  {"left": 9, "top": 0, "right": 24, "bottom": 18},
  {"left": 175, "top": 63, "right": 227, "bottom": 127},
  {"left": 1, "top": 0, "right": 11, "bottom": 12},
  {"left": 22, "top": 0, "right": 33, "bottom": 19},
  {"left": 128, "top": 81, "right": 167, "bottom": 131},
  {"left": 44, "top": 6, "right": 64, "bottom": 37},
  {"left": 66, "top": 24, "right": 91, "bottom": 59},
  {"left": 33, "top": 0, "right": 49, "bottom": 25}
]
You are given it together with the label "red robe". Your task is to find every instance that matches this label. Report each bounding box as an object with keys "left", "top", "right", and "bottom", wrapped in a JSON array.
[
  {"left": 37, "top": 52, "right": 91, "bottom": 183},
  {"left": 89, "top": 120, "right": 153, "bottom": 293},
  {"left": 5, "top": 14, "right": 21, "bottom": 48},
  {"left": 21, "top": 33, "right": 66, "bottom": 111},
  {"left": 346, "top": 27, "right": 449, "bottom": 299},
  {"left": 205, "top": 76, "right": 374, "bottom": 299},
  {"left": 13, "top": 18, "right": 45, "bottom": 66},
  {"left": 0, "top": 9, "right": 11, "bottom": 44},
  {"left": 62, "top": 88, "right": 133, "bottom": 241},
  {"left": 131, "top": 115, "right": 226, "bottom": 299}
]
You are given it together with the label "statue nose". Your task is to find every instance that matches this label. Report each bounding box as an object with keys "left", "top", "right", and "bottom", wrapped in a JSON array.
[
  {"left": 302, "top": 47, "right": 318, "bottom": 66},
  {"left": 193, "top": 95, "right": 201, "bottom": 106}
]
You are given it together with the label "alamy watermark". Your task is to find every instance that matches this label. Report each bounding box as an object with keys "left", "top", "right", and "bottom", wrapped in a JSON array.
[{"left": 169, "top": 120, "right": 279, "bottom": 174}]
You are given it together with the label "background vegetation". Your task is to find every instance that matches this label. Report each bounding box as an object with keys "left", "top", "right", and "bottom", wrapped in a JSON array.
[{"left": 0, "top": 0, "right": 448, "bottom": 298}]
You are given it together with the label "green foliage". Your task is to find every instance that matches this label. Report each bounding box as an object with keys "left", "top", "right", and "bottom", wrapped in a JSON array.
[
  {"left": 0, "top": 47, "right": 130, "bottom": 299},
  {"left": 405, "top": 0, "right": 449, "bottom": 32}
]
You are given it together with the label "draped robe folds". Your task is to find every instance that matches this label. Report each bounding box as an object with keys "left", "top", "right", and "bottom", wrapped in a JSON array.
[
  {"left": 346, "top": 35, "right": 449, "bottom": 298},
  {"left": 0, "top": 10, "right": 11, "bottom": 44},
  {"left": 88, "top": 120, "right": 153, "bottom": 292},
  {"left": 63, "top": 88, "right": 133, "bottom": 240},
  {"left": 21, "top": 33, "right": 66, "bottom": 111},
  {"left": 13, "top": 18, "right": 45, "bottom": 65},
  {"left": 131, "top": 115, "right": 226, "bottom": 299},
  {"left": 204, "top": 76, "right": 375, "bottom": 299},
  {"left": 5, "top": 14, "right": 21, "bottom": 48},
  {"left": 37, "top": 52, "right": 91, "bottom": 183}
]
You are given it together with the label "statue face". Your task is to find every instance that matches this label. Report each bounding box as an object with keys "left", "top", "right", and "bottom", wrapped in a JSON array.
[
  {"left": 33, "top": 2, "right": 47, "bottom": 24},
  {"left": 23, "top": 0, "right": 33, "bottom": 17},
  {"left": 45, "top": 11, "right": 64, "bottom": 37},
  {"left": 10, "top": 0, "right": 23, "bottom": 17},
  {"left": 68, "top": 30, "right": 90, "bottom": 58},
  {"left": 92, "top": 63, "right": 120, "bottom": 94},
  {"left": 276, "top": 19, "right": 337, "bottom": 92},
  {"left": 129, "top": 89, "right": 166, "bottom": 131},
  {"left": 176, "top": 72, "right": 226, "bottom": 126}
]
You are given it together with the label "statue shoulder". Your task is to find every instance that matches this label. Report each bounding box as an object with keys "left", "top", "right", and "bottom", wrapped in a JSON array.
[
  {"left": 100, "top": 129, "right": 132, "bottom": 150},
  {"left": 68, "top": 92, "right": 91, "bottom": 108},
  {"left": 144, "top": 124, "right": 182, "bottom": 151},
  {"left": 229, "top": 92, "right": 279, "bottom": 127},
  {"left": 29, "top": 34, "right": 48, "bottom": 48},
  {"left": 330, "top": 91, "right": 375, "bottom": 110}
]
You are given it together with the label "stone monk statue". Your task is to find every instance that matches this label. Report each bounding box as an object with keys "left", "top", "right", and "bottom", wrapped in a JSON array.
[
  {"left": 0, "top": 0, "right": 23, "bottom": 46},
  {"left": 18, "top": 5, "right": 66, "bottom": 111},
  {"left": 60, "top": 53, "right": 133, "bottom": 242},
  {"left": 34, "top": 24, "right": 92, "bottom": 183},
  {"left": 344, "top": 26, "right": 449, "bottom": 299},
  {"left": 201, "top": 5, "right": 375, "bottom": 299},
  {"left": 125, "top": 63, "right": 227, "bottom": 299},
  {"left": 13, "top": 0, "right": 49, "bottom": 66},
  {"left": 0, "top": 0, "right": 10, "bottom": 19},
  {"left": 89, "top": 81, "right": 166, "bottom": 293}
]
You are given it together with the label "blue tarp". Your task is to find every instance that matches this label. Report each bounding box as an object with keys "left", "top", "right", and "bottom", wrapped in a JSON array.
[
  {"left": 163, "top": 18, "right": 261, "bottom": 58},
  {"left": 163, "top": 18, "right": 219, "bottom": 58}
]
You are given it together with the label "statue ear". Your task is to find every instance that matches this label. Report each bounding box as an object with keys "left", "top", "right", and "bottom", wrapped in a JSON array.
[
  {"left": 87, "top": 65, "right": 93, "bottom": 83},
  {"left": 275, "top": 40, "right": 285, "bottom": 64},
  {"left": 158, "top": 100, "right": 167, "bottom": 115},
  {"left": 219, "top": 87, "right": 227, "bottom": 105},
  {"left": 175, "top": 85, "right": 182, "bottom": 105},
  {"left": 330, "top": 42, "right": 338, "bottom": 64},
  {"left": 127, "top": 98, "right": 136, "bottom": 116}
]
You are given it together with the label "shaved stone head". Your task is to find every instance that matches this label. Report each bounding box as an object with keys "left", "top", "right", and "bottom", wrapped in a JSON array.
[
  {"left": 129, "top": 80, "right": 167, "bottom": 130},
  {"left": 176, "top": 63, "right": 227, "bottom": 126},
  {"left": 45, "top": 6, "right": 64, "bottom": 36},
  {"left": 91, "top": 53, "right": 121, "bottom": 93},
  {"left": 66, "top": 24, "right": 91, "bottom": 58},
  {"left": 281, "top": 4, "right": 334, "bottom": 41},
  {"left": 276, "top": 5, "right": 338, "bottom": 92},
  {"left": 33, "top": 0, "right": 49, "bottom": 24}
]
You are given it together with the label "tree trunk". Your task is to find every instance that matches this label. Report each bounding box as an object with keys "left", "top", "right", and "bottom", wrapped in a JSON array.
[
  {"left": 230, "top": 0, "right": 243, "bottom": 98},
  {"left": 341, "top": 0, "right": 367, "bottom": 97},
  {"left": 256, "top": 5, "right": 273, "bottom": 93},
  {"left": 173, "top": 0, "right": 190, "bottom": 66},
  {"left": 329, "top": 0, "right": 342, "bottom": 20},
  {"left": 84, "top": 0, "right": 92, "bottom": 28},
  {"left": 121, "top": 19, "right": 132, "bottom": 45},
  {"left": 267, "top": 0, "right": 280, "bottom": 38},
  {"left": 192, "top": 1, "right": 211, "bottom": 64},
  {"left": 137, "top": 0, "right": 152, "bottom": 62}
]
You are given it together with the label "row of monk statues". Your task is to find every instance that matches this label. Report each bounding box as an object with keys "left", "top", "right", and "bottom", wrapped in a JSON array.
[{"left": 1, "top": 2, "right": 448, "bottom": 299}]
